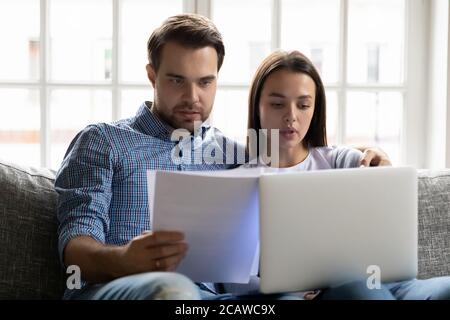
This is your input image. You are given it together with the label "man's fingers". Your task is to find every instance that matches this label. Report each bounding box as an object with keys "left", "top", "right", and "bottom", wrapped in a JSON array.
[
  {"left": 154, "top": 252, "right": 187, "bottom": 271},
  {"left": 167, "top": 252, "right": 187, "bottom": 271},
  {"left": 148, "top": 243, "right": 188, "bottom": 260},
  {"left": 137, "top": 230, "right": 185, "bottom": 246}
]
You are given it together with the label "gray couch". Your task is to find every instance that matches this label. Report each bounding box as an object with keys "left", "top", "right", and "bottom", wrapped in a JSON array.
[{"left": 0, "top": 158, "right": 449, "bottom": 299}]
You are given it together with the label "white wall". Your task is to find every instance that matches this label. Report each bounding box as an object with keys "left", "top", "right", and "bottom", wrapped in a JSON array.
[
  {"left": 426, "top": 0, "right": 449, "bottom": 169},
  {"left": 447, "top": 2, "right": 450, "bottom": 168},
  {"left": 405, "top": 0, "right": 428, "bottom": 168}
]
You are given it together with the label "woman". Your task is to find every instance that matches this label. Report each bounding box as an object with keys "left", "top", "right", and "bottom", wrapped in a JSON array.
[
  {"left": 247, "top": 50, "right": 361, "bottom": 171},
  {"left": 244, "top": 50, "right": 450, "bottom": 300}
]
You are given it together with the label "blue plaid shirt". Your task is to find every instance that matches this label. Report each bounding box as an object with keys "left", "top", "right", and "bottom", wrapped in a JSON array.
[{"left": 55, "top": 102, "right": 244, "bottom": 281}]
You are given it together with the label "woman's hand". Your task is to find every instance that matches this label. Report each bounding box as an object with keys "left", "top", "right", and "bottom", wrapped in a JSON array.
[{"left": 357, "top": 146, "right": 392, "bottom": 167}]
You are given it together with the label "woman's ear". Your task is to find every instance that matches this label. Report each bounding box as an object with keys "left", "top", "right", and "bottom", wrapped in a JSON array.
[{"left": 146, "top": 64, "right": 156, "bottom": 88}]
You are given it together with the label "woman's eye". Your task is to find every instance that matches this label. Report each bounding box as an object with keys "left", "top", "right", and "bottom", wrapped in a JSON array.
[
  {"left": 270, "top": 103, "right": 283, "bottom": 108},
  {"left": 299, "top": 104, "right": 310, "bottom": 109}
]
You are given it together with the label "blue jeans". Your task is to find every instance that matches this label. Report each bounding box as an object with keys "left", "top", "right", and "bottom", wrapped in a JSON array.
[
  {"left": 63, "top": 272, "right": 200, "bottom": 300},
  {"left": 384, "top": 277, "right": 450, "bottom": 300},
  {"left": 314, "top": 277, "right": 450, "bottom": 300},
  {"left": 201, "top": 277, "right": 450, "bottom": 300},
  {"left": 63, "top": 273, "right": 450, "bottom": 300}
]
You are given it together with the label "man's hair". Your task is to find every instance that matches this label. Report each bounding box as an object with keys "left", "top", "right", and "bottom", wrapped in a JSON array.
[
  {"left": 147, "top": 14, "right": 225, "bottom": 72},
  {"left": 248, "top": 50, "right": 327, "bottom": 156}
]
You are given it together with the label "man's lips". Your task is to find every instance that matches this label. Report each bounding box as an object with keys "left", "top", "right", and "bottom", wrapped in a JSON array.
[{"left": 176, "top": 110, "right": 201, "bottom": 121}]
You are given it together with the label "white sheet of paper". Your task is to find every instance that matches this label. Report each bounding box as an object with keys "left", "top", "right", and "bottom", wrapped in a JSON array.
[
  {"left": 251, "top": 242, "right": 260, "bottom": 276},
  {"left": 148, "top": 170, "right": 260, "bottom": 283}
]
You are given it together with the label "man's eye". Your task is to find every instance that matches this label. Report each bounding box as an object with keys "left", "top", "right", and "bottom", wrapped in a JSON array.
[
  {"left": 170, "top": 78, "right": 183, "bottom": 85},
  {"left": 200, "top": 80, "right": 212, "bottom": 87}
]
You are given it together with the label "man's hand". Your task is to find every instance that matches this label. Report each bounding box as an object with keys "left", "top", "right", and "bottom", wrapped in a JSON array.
[
  {"left": 117, "top": 230, "right": 188, "bottom": 276},
  {"left": 64, "top": 231, "right": 188, "bottom": 283},
  {"left": 356, "top": 146, "right": 392, "bottom": 167}
]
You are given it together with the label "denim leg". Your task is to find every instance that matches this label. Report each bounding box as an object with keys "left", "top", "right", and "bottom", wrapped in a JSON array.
[
  {"left": 385, "top": 277, "right": 450, "bottom": 300},
  {"left": 318, "top": 280, "right": 395, "bottom": 300},
  {"left": 206, "top": 280, "right": 394, "bottom": 300},
  {"left": 63, "top": 272, "right": 201, "bottom": 300},
  {"left": 200, "top": 291, "right": 302, "bottom": 300}
]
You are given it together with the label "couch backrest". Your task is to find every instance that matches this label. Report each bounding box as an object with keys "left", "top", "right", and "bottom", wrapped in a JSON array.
[
  {"left": 418, "top": 169, "right": 450, "bottom": 279},
  {"left": 0, "top": 159, "right": 65, "bottom": 299}
]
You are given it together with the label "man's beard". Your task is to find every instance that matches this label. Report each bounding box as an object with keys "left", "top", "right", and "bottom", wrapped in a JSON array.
[{"left": 154, "top": 102, "right": 208, "bottom": 133}]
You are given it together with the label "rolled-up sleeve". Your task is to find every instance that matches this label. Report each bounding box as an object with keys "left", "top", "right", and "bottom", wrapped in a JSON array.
[
  {"left": 55, "top": 124, "right": 116, "bottom": 266},
  {"left": 334, "top": 146, "right": 363, "bottom": 169}
]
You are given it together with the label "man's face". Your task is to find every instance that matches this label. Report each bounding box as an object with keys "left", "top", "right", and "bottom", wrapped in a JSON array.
[{"left": 146, "top": 41, "right": 218, "bottom": 132}]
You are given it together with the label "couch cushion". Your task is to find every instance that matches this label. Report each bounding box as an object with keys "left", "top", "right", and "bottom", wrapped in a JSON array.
[
  {"left": 0, "top": 159, "right": 65, "bottom": 299},
  {"left": 418, "top": 169, "right": 450, "bottom": 279}
]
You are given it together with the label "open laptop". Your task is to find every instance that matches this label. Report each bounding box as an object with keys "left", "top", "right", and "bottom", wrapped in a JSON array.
[{"left": 258, "top": 166, "right": 418, "bottom": 294}]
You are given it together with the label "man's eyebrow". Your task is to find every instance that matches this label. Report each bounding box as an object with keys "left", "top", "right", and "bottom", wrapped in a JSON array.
[
  {"left": 268, "top": 93, "right": 313, "bottom": 99},
  {"left": 166, "top": 73, "right": 185, "bottom": 79},
  {"left": 165, "top": 73, "right": 216, "bottom": 81},
  {"left": 200, "top": 75, "right": 216, "bottom": 81}
]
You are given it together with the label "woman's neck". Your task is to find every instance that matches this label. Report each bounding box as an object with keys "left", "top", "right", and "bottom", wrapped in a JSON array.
[{"left": 270, "top": 144, "right": 309, "bottom": 168}]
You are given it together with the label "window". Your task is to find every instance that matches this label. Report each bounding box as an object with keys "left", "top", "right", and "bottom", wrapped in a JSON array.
[
  {"left": 0, "top": 0, "right": 425, "bottom": 168},
  {"left": 0, "top": 0, "right": 182, "bottom": 169},
  {"left": 210, "top": 0, "right": 272, "bottom": 145},
  {"left": 212, "top": 0, "right": 406, "bottom": 164}
]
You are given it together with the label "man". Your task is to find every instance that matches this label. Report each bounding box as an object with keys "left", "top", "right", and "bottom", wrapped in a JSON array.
[{"left": 56, "top": 14, "right": 416, "bottom": 300}]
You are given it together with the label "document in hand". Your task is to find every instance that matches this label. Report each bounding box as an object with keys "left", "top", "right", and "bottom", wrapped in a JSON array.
[{"left": 147, "top": 168, "right": 263, "bottom": 283}]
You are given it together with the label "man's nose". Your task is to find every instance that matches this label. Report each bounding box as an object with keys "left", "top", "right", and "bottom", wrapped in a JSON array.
[{"left": 182, "top": 83, "right": 200, "bottom": 106}]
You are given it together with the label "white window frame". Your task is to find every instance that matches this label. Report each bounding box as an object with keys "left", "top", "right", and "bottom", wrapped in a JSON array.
[
  {"left": 204, "top": 0, "right": 428, "bottom": 167},
  {"left": 0, "top": 0, "right": 431, "bottom": 168}
]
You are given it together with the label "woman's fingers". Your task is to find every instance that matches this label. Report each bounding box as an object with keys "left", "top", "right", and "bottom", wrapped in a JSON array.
[{"left": 360, "top": 148, "right": 392, "bottom": 167}]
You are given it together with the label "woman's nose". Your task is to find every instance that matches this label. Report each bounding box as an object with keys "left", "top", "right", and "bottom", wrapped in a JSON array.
[{"left": 284, "top": 107, "right": 297, "bottom": 124}]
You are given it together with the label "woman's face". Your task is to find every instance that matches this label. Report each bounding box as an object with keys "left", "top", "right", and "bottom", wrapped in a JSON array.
[{"left": 258, "top": 69, "right": 316, "bottom": 151}]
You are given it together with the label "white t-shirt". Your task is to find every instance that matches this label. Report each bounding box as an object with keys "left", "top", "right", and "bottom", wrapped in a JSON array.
[{"left": 258, "top": 145, "right": 363, "bottom": 173}]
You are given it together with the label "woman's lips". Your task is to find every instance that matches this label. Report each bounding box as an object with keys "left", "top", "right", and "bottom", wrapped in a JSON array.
[{"left": 279, "top": 128, "right": 299, "bottom": 140}]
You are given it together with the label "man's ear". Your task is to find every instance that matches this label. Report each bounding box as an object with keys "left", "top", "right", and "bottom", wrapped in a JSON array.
[{"left": 146, "top": 64, "right": 156, "bottom": 88}]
